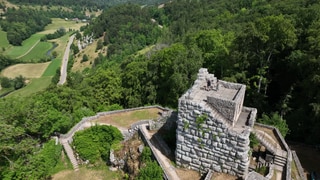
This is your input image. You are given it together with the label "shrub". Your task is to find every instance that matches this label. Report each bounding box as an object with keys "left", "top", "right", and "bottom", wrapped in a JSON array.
[{"left": 72, "top": 125, "right": 123, "bottom": 163}]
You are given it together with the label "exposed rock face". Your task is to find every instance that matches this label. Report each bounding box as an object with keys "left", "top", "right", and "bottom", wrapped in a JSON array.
[{"left": 175, "top": 68, "right": 257, "bottom": 178}]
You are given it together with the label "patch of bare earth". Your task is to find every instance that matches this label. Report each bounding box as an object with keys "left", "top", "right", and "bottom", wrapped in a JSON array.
[
  {"left": 52, "top": 169, "right": 112, "bottom": 180},
  {"left": 175, "top": 168, "right": 201, "bottom": 180},
  {"left": 211, "top": 172, "right": 238, "bottom": 180}
]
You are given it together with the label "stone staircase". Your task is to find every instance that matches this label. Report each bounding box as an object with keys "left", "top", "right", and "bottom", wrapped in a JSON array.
[
  {"left": 61, "top": 139, "right": 79, "bottom": 171},
  {"left": 253, "top": 130, "right": 287, "bottom": 168}
]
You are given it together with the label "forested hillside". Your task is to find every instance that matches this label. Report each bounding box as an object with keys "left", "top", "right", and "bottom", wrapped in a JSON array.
[
  {"left": 7, "top": 0, "right": 166, "bottom": 9},
  {"left": 1, "top": 0, "right": 320, "bottom": 179}
]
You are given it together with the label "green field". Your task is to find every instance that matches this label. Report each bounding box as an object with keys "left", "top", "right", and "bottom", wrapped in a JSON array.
[
  {"left": 40, "top": 18, "right": 86, "bottom": 35},
  {"left": 0, "top": 30, "right": 10, "bottom": 49},
  {"left": 5, "top": 33, "right": 43, "bottom": 58},
  {"left": 42, "top": 59, "right": 61, "bottom": 77},
  {"left": 8, "top": 76, "right": 52, "bottom": 98},
  {"left": 1, "top": 18, "right": 85, "bottom": 98},
  {"left": 19, "top": 41, "right": 53, "bottom": 62}
]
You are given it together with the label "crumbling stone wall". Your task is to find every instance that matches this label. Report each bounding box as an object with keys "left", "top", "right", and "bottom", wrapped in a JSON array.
[{"left": 176, "top": 99, "right": 253, "bottom": 177}]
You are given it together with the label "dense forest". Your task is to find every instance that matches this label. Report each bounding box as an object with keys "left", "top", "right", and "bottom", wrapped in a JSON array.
[
  {"left": 7, "top": 0, "right": 166, "bottom": 9},
  {"left": 1, "top": 0, "right": 320, "bottom": 179}
]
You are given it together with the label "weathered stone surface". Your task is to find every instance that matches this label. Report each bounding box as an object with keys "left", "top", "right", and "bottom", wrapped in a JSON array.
[
  {"left": 193, "top": 158, "right": 201, "bottom": 165},
  {"left": 177, "top": 134, "right": 184, "bottom": 142},
  {"left": 182, "top": 145, "right": 190, "bottom": 152},
  {"left": 182, "top": 155, "right": 192, "bottom": 162},
  {"left": 176, "top": 68, "right": 255, "bottom": 177},
  {"left": 202, "top": 162, "right": 210, "bottom": 168},
  {"left": 212, "top": 165, "right": 221, "bottom": 172}
]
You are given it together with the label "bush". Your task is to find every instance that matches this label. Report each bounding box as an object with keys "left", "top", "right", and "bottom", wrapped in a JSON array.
[
  {"left": 81, "top": 54, "right": 89, "bottom": 63},
  {"left": 72, "top": 125, "right": 123, "bottom": 163},
  {"left": 0, "top": 77, "right": 13, "bottom": 88},
  {"left": 137, "top": 161, "right": 163, "bottom": 180}
]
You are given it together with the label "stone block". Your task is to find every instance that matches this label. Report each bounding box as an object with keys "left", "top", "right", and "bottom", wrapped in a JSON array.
[
  {"left": 190, "top": 153, "right": 198, "bottom": 159},
  {"left": 182, "top": 145, "right": 190, "bottom": 152},
  {"left": 202, "top": 162, "right": 210, "bottom": 168},
  {"left": 190, "top": 129, "right": 195, "bottom": 135},
  {"left": 204, "top": 133, "right": 209, "bottom": 139},
  {"left": 191, "top": 149, "right": 195, "bottom": 154},
  {"left": 212, "top": 142, "right": 218, "bottom": 147},
  {"left": 177, "top": 134, "right": 184, "bottom": 142},
  {"left": 220, "top": 159, "right": 225, "bottom": 164},
  {"left": 230, "top": 140, "right": 237, "bottom": 146},
  {"left": 193, "top": 110, "right": 201, "bottom": 115},
  {"left": 236, "top": 151, "right": 248, "bottom": 161},
  {"left": 207, "top": 139, "right": 211, "bottom": 145},
  {"left": 177, "top": 144, "right": 181, "bottom": 150},
  {"left": 226, "top": 161, "right": 236, "bottom": 167},
  {"left": 192, "top": 158, "right": 201, "bottom": 165},
  {"left": 216, "top": 127, "right": 223, "bottom": 133},
  {"left": 182, "top": 155, "right": 192, "bottom": 163},
  {"left": 230, "top": 151, "right": 236, "bottom": 157},
  {"left": 212, "top": 165, "right": 221, "bottom": 172},
  {"left": 186, "top": 134, "right": 193, "bottom": 139}
]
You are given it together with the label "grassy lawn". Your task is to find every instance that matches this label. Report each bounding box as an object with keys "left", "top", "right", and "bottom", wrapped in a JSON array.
[
  {"left": 0, "top": 30, "right": 9, "bottom": 49},
  {"left": 0, "top": 87, "right": 14, "bottom": 97},
  {"left": 5, "top": 34, "right": 43, "bottom": 58},
  {"left": 8, "top": 76, "right": 52, "bottom": 98},
  {"left": 95, "top": 108, "right": 163, "bottom": 128},
  {"left": 1, "top": 62, "right": 50, "bottom": 79},
  {"left": 42, "top": 59, "right": 61, "bottom": 77},
  {"left": 19, "top": 41, "right": 53, "bottom": 62}
]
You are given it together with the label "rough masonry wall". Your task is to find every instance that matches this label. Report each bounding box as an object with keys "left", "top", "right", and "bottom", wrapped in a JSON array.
[{"left": 176, "top": 99, "right": 251, "bottom": 177}]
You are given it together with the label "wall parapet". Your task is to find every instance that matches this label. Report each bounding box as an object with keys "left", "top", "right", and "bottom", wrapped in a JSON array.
[
  {"left": 292, "top": 150, "right": 307, "bottom": 180},
  {"left": 59, "top": 105, "right": 170, "bottom": 141},
  {"left": 138, "top": 125, "right": 169, "bottom": 180}
]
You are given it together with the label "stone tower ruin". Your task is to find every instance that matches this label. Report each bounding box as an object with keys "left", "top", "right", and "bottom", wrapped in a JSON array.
[{"left": 176, "top": 68, "right": 257, "bottom": 177}]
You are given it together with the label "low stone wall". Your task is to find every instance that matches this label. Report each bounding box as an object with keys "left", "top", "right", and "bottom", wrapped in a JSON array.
[
  {"left": 265, "top": 164, "right": 274, "bottom": 179},
  {"left": 292, "top": 151, "right": 307, "bottom": 180},
  {"left": 60, "top": 105, "right": 170, "bottom": 141},
  {"left": 138, "top": 125, "right": 169, "bottom": 180}
]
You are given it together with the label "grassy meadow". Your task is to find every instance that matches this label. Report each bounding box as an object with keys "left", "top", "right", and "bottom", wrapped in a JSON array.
[
  {"left": 4, "top": 34, "right": 43, "bottom": 58},
  {"left": 8, "top": 76, "right": 52, "bottom": 98},
  {"left": 42, "top": 58, "right": 61, "bottom": 77},
  {"left": 1, "top": 18, "right": 87, "bottom": 97},
  {"left": 0, "top": 30, "right": 10, "bottom": 50},
  {"left": 18, "top": 41, "right": 53, "bottom": 62}
]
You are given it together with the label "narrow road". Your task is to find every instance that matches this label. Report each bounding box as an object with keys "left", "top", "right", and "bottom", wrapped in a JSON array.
[
  {"left": 16, "top": 40, "right": 40, "bottom": 59},
  {"left": 58, "top": 35, "right": 75, "bottom": 85}
]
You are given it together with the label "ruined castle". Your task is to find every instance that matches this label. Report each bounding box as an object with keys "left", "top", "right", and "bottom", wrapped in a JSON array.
[{"left": 176, "top": 68, "right": 257, "bottom": 177}]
